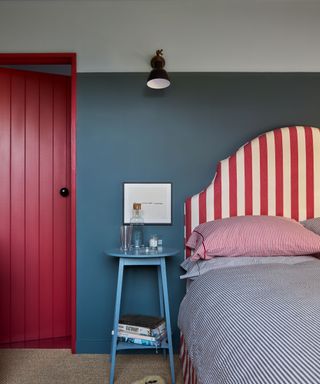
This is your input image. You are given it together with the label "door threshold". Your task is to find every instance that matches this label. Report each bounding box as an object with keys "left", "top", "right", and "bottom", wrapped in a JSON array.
[{"left": 0, "top": 336, "right": 71, "bottom": 349}]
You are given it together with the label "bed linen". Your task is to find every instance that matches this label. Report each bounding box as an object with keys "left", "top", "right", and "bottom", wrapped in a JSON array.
[
  {"left": 301, "top": 217, "right": 320, "bottom": 235},
  {"left": 180, "top": 256, "right": 316, "bottom": 280},
  {"left": 178, "top": 260, "right": 320, "bottom": 384}
]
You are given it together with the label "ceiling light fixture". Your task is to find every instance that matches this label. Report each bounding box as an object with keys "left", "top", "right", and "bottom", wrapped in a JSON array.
[{"left": 147, "top": 49, "right": 170, "bottom": 89}]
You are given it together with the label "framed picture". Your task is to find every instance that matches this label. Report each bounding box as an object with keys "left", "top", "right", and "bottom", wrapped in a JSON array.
[{"left": 123, "top": 182, "right": 172, "bottom": 225}]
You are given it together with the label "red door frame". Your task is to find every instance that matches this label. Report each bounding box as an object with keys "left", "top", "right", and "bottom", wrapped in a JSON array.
[{"left": 0, "top": 53, "right": 77, "bottom": 353}]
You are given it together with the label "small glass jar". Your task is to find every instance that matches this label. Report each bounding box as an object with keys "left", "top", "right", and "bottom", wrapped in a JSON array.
[
  {"left": 157, "top": 238, "right": 163, "bottom": 252},
  {"left": 149, "top": 235, "right": 158, "bottom": 250}
]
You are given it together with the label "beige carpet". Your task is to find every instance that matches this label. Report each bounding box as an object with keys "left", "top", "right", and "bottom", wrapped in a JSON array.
[{"left": 0, "top": 349, "right": 183, "bottom": 384}]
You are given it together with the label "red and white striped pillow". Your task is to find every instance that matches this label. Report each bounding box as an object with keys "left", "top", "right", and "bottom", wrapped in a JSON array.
[{"left": 187, "top": 215, "right": 320, "bottom": 260}]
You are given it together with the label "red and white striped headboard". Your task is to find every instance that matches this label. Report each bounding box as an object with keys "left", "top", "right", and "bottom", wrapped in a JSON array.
[{"left": 185, "top": 126, "right": 320, "bottom": 257}]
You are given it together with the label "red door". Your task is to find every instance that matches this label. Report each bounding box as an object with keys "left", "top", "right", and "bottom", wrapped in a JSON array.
[{"left": 0, "top": 68, "right": 71, "bottom": 347}]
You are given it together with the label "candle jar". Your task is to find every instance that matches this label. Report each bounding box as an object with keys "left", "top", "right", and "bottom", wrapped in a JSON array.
[{"left": 149, "top": 235, "right": 158, "bottom": 250}]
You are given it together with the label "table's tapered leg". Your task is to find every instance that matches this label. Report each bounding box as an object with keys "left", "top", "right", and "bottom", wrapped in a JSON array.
[
  {"left": 109, "top": 258, "right": 124, "bottom": 384},
  {"left": 157, "top": 265, "right": 166, "bottom": 358},
  {"left": 160, "top": 258, "right": 175, "bottom": 384}
]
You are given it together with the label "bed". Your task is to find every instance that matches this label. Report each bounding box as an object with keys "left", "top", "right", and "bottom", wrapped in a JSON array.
[{"left": 178, "top": 126, "right": 320, "bottom": 384}]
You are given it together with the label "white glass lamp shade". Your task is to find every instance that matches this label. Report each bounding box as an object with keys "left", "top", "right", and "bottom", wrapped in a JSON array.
[{"left": 147, "top": 68, "right": 170, "bottom": 89}]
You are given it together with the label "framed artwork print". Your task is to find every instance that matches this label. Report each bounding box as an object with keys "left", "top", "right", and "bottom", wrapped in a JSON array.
[{"left": 123, "top": 182, "right": 172, "bottom": 225}]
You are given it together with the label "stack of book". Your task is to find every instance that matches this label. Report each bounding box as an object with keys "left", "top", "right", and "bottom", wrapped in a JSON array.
[{"left": 117, "top": 315, "right": 166, "bottom": 347}]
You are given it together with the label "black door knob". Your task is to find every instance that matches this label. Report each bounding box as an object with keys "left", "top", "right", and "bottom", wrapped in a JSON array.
[{"left": 60, "top": 187, "right": 69, "bottom": 197}]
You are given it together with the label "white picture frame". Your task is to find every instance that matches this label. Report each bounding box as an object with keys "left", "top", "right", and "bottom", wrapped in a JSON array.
[{"left": 123, "top": 182, "right": 172, "bottom": 225}]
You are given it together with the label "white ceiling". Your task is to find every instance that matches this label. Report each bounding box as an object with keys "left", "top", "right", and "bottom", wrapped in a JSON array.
[{"left": 0, "top": 0, "right": 320, "bottom": 72}]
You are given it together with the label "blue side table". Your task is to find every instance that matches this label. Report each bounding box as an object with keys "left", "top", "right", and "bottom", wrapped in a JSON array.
[{"left": 106, "top": 247, "right": 179, "bottom": 384}]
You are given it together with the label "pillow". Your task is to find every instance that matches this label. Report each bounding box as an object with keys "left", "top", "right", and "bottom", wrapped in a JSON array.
[
  {"left": 186, "top": 215, "right": 320, "bottom": 260},
  {"left": 300, "top": 217, "right": 320, "bottom": 235},
  {"left": 180, "top": 255, "right": 317, "bottom": 280}
]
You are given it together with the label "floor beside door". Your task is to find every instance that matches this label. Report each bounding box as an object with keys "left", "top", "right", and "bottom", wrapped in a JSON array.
[{"left": 0, "top": 350, "right": 182, "bottom": 384}]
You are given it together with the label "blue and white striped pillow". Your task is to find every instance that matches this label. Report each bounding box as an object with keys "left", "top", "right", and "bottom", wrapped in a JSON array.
[{"left": 301, "top": 217, "right": 320, "bottom": 236}]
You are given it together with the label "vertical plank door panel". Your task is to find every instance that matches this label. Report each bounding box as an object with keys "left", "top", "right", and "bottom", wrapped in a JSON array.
[
  {"left": 53, "top": 78, "right": 69, "bottom": 338},
  {"left": 10, "top": 74, "right": 26, "bottom": 343},
  {"left": 0, "top": 74, "right": 11, "bottom": 343},
  {"left": 25, "top": 76, "right": 40, "bottom": 341},
  {"left": 39, "top": 77, "right": 54, "bottom": 340}
]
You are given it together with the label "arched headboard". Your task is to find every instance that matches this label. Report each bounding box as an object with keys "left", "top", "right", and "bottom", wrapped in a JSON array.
[{"left": 185, "top": 126, "right": 320, "bottom": 257}]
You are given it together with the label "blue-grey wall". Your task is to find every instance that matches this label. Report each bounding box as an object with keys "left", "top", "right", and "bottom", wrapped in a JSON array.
[{"left": 76, "top": 73, "right": 320, "bottom": 353}]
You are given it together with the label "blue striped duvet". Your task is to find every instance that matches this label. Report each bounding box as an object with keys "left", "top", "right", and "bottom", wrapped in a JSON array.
[{"left": 178, "top": 260, "right": 320, "bottom": 384}]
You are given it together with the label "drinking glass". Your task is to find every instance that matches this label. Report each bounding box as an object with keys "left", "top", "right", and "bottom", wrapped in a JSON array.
[{"left": 120, "top": 225, "right": 132, "bottom": 251}]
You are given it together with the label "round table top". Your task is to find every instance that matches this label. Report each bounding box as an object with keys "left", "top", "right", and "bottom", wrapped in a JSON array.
[{"left": 105, "top": 247, "right": 180, "bottom": 258}]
